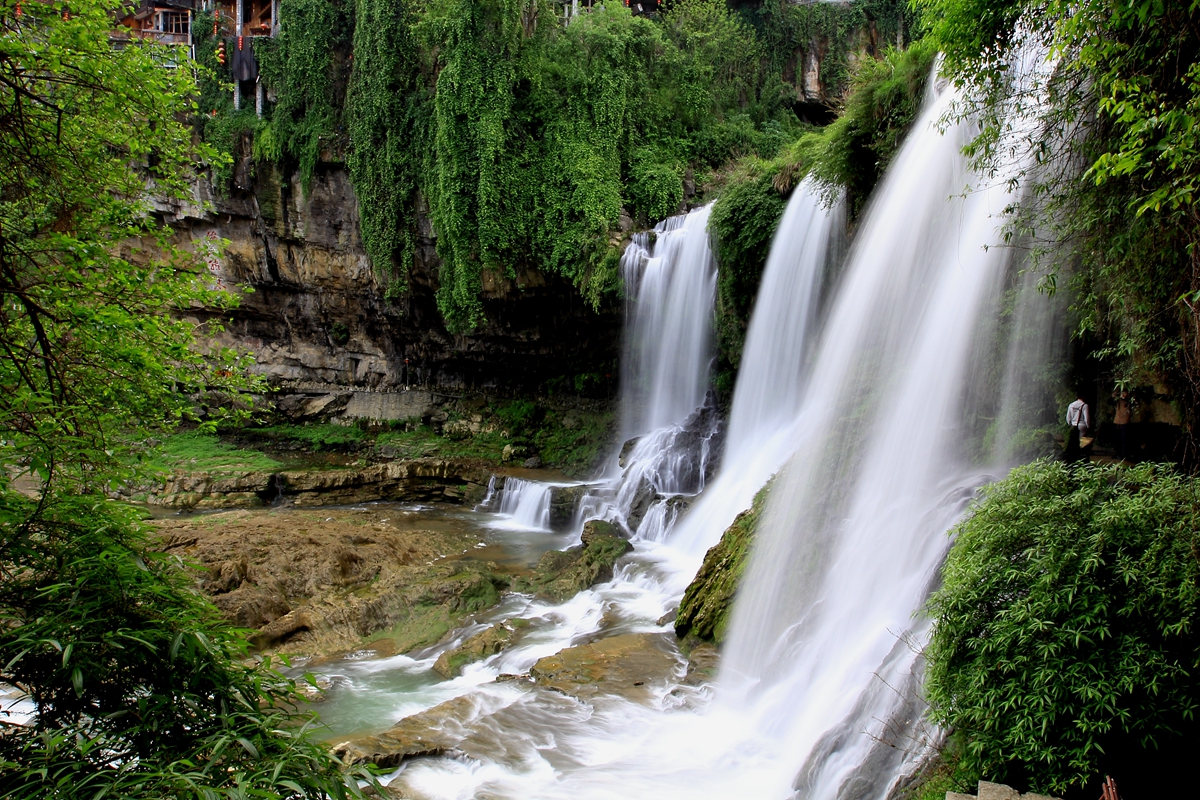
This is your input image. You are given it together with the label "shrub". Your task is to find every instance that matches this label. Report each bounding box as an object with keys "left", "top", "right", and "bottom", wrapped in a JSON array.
[
  {"left": 925, "top": 460, "right": 1200, "bottom": 795},
  {"left": 0, "top": 493, "right": 366, "bottom": 798},
  {"left": 495, "top": 399, "right": 537, "bottom": 433},
  {"left": 802, "top": 38, "right": 938, "bottom": 214}
]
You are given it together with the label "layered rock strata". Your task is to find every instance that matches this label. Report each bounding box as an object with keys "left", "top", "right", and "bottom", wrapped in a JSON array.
[
  {"left": 150, "top": 166, "right": 621, "bottom": 398},
  {"left": 148, "top": 457, "right": 492, "bottom": 510}
]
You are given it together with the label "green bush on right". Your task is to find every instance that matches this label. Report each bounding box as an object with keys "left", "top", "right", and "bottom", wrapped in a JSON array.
[{"left": 925, "top": 460, "right": 1200, "bottom": 796}]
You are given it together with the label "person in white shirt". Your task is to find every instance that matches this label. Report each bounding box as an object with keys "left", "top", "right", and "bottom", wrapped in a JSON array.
[
  {"left": 1066, "top": 396, "right": 1090, "bottom": 433},
  {"left": 1065, "top": 394, "right": 1090, "bottom": 462}
]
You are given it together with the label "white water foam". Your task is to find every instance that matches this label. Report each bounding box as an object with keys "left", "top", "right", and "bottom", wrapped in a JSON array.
[
  {"left": 323, "top": 51, "right": 1063, "bottom": 800},
  {"left": 671, "top": 177, "right": 845, "bottom": 559},
  {"left": 488, "top": 477, "right": 553, "bottom": 531}
]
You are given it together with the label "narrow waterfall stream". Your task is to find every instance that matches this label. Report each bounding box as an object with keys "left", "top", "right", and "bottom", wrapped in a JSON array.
[
  {"left": 670, "top": 178, "right": 845, "bottom": 559},
  {"left": 306, "top": 61, "right": 1062, "bottom": 800}
]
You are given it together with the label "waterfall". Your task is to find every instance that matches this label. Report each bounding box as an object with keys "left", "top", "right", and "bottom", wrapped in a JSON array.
[
  {"left": 318, "top": 51, "right": 1068, "bottom": 800},
  {"left": 406, "top": 55, "right": 1059, "bottom": 800},
  {"left": 714, "top": 53, "right": 1056, "bottom": 799},
  {"left": 618, "top": 205, "right": 717, "bottom": 445},
  {"left": 671, "top": 178, "right": 845, "bottom": 558},
  {"left": 490, "top": 478, "right": 553, "bottom": 531},
  {"left": 575, "top": 204, "right": 720, "bottom": 540}
]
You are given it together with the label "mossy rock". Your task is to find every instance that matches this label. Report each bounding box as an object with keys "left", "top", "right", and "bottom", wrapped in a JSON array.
[
  {"left": 674, "top": 482, "right": 770, "bottom": 644},
  {"left": 431, "top": 622, "right": 517, "bottom": 678},
  {"left": 512, "top": 521, "right": 632, "bottom": 602}
]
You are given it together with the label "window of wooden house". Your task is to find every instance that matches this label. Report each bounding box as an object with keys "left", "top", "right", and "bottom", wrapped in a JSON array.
[
  {"left": 242, "top": 0, "right": 273, "bottom": 33},
  {"left": 157, "top": 11, "right": 189, "bottom": 34}
]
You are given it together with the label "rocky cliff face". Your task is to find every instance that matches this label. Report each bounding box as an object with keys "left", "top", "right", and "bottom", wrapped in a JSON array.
[{"left": 152, "top": 159, "right": 622, "bottom": 398}]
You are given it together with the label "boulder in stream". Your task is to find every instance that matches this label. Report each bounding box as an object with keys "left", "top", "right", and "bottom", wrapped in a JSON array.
[
  {"left": 529, "top": 632, "right": 680, "bottom": 702},
  {"left": 431, "top": 620, "right": 527, "bottom": 678},
  {"left": 511, "top": 521, "right": 632, "bottom": 602},
  {"left": 332, "top": 695, "right": 476, "bottom": 768}
]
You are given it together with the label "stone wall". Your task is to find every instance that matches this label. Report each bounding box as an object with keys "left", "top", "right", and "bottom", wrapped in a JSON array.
[{"left": 949, "top": 781, "right": 1061, "bottom": 800}]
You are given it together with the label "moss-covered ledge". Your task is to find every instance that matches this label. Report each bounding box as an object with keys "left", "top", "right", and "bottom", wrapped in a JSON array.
[{"left": 674, "top": 481, "right": 770, "bottom": 644}]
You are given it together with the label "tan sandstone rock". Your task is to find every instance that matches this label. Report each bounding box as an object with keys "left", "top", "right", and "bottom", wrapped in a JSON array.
[{"left": 529, "top": 632, "right": 681, "bottom": 703}]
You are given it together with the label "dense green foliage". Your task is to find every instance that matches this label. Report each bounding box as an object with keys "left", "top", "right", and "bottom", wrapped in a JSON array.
[
  {"left": 709, "top": 167, "right": 788, "bottom": 382},
  {"left": 0, "top": 0, "right": 247, "bottom": 495},
  {"left": 750, "top": 0, "right": 921, "bottom": 102},
  {"left": 192, "top": 9, "right": 263, "bottom": 187},
  {"left": 258, "top": 0, "right": 352, "bottom": 190},
  {"left": 197, "top": 0, "right": 918, "bottom": 329},
  {"left": 415, "top": 0, "right": 783, "bottom": 329},
  {"left": 344, "top": 0, "right": 426, "bottom": 294},
  {"left": 0, "top": 4, "right": 368, "bottom": 796},
  {"left": 707, "top": 39, "right": 934, "bottom": 385},
  {"left": 921, "top": 0, "right": 1200, "bottom": 459},
  {"left": 926, "top": 461, "right": 1200, "bottom": 794},
  {"left": 0, "top": 496, "right": 360, "bottom": 798},
  {"left": 802, "top": 38, "right": 938, "bottom": 213}
]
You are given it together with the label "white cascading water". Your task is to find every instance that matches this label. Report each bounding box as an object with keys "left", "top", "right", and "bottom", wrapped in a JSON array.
[
  {"left": 574, "top": 203, "right": 721, "bottom": 541},
  {"left": 490, "top": 477, "right": 552, "bottom": 531},
  {"left": 711, "top": 49, "right": 1056, "bottom": 800},
  {"left": 317, "top": 52, "right": 1064, "bottom": 800},
  {"left": 618, "top": 205, "right": 717, "bottom": 444},
  {"left": 671, "top": 177, "right": 845, "bottom": 559}
]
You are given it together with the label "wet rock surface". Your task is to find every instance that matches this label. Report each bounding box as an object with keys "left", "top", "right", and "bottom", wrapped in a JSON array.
[
  {"left": 431, "top": 621, "right": 526, "bottom": 679},
  {"left": 332, "top": 695, "right": 477, "bottom": 768},
  {"left": 674, "top": 481, "right": 769, "bottom": 644},
  {"left": 510, "top": 522, "right": 632, "bottom": 602},
  {"left": 529, "top": 632, "right": 681, "bottom": 702},
  {"left": 329, "top": 631, "right": 717, "bottom": 771},
  {"left": 548, "top": 483, "right": 592, "bottom": 528},
  {"left": 156, "top": 507, "right": 512, "bottom": 658},
  {"left": 329, "top": 634, "right": 696, "bottom": 770}
]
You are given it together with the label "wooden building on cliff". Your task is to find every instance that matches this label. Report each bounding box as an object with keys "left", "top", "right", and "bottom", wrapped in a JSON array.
[
  {"left": 209, "top": 0, "right": 278, "bottom": 115},
  {"left": 114, "top": 0, "right": 196, "bottom": 59}
]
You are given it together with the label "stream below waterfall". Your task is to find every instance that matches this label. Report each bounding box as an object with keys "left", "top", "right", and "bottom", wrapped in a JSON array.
[{"left": 290, "top": 57, "right": 1064, "bottom": 800}]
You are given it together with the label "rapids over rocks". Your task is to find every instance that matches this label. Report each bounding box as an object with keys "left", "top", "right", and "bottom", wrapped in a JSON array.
[{"left": 305, "top": 61, "right": 1064, "bottom": 800}]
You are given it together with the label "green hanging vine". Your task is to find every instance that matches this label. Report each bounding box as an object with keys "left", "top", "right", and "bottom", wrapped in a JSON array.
[
  {"left": 312, "top": 0, "right": 916, "bottom": 330},
  {"left": 345, "top": 0, "right": 428, "bottom": 297},
  {"left": 257, "top": 0, "right": 352, "bottom": 191},
  {"left": 422, "top": 0, "right": 526, "bottom": 331}
]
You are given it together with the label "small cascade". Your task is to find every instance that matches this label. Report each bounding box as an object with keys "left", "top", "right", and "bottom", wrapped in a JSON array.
[
  {"left": 479, "top": 203, "right": 722, "bottom": 543},
  {"left": 488, "top": 478, "right": 553, "bottom": 531},
  {"left": 617, "top": 205, "right": 718, "bottom": 445}
]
